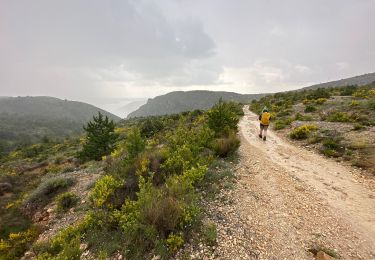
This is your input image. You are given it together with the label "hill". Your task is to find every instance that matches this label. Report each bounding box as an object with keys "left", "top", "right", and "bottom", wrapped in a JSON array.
[
  {"left": 0, "top": 96, "right": 121, "bottom": 152},
  {"left": 302, "top": 72, "right": 375, "bottom": 90},
  {"left": 127, "top": 90, "right": 264, "bottom": 118}
]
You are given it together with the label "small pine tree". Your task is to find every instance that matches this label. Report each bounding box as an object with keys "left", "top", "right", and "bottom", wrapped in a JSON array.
[
  {"left": 207, "top": 98, "right": 239, "bottom": 136},
  {"left": 79, "top": 112, "right": 118, "bottom": 161}
]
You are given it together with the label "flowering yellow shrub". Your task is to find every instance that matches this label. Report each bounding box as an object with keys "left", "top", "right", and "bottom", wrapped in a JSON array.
[
  {"left": 290, "top": 124, "right": 317, "bottom": 140},
  {"left": 90, "top": 175, "right": 123, "bottom": 208}
]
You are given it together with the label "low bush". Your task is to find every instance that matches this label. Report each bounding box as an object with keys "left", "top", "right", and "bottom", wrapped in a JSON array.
[
  {"left": 56, "top": 192, "right": 79, "bottom": 213},
  {"left": 166, "top": 233, "right": 184, "bottom": 253},
  {"left": 26, "top": 176, "right": 74, "bottom": 207},
  {"left": 140, "top": 117, "right": 164, "bottom": 138},
  {"left": 304, "top": 105, "right": 317, "bottom": 113},
  {"left": 369, "top": 89, "right": 375, "bottom": 97},
  {"left": 320, "top": 137, "right": 343, "bottom": 157},
  {"left": 36, "top": 228, "right": 82, "bottom": 260},
  {"left": 325, "top": 111, "right": 351, "bottom": 122},
  {"left": 276, "top": 109, "right": 293, "bottom": 117},
  {"left": 322, "top": 137, "right": 340, "bottom": 150},
  {"left": 274, "top": 117, "right": 293, "bottom": 130},
  {"left": 352, "top": 90, "right": 368, "bottom": 99},
  {"left": 90, "top": 175, "right": 123, "bottom": 209},
  {"left": 315, "top": 98, "right": 327, "bottom": 104},
  {"left": 289, "top": 124, "right": 317, "bottom": 140},
  {"left": 202, "top": 222, "right": 217, "bottom": 246},
  {"left": 369, "top": 99, "right": 375, "bottom": 110},
  {"left": 212, "top": 131, "right": 240, "bottom": 157},
  {"left": 308, "top": 134, "right": 323, "bottom": 144},
  {"left": 350, "top": 100, "right": 360, "bottom": 107},
  {"left": 352, "top": 153, "right": 375, "bottom": 173},
  {"left": 295, "top": 113, "right": 313, "bottom": 121},
  {"left": 353, "top": 124, "right": 365, "bottom": 131}
]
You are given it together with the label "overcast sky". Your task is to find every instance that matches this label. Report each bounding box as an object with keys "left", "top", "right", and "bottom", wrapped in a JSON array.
[{"left": 1, "top": 0, "right": 374, "bottom": 106}]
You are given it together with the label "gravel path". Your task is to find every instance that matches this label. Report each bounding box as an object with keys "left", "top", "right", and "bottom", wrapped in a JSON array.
[{"left": 189, "top": 106, "right": 375, "bottom": 259}]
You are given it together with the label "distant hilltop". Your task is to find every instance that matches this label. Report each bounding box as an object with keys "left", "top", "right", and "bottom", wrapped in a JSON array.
[
  {"left": 128, "top": 72, "right": 375, "bottom": 118},
  {"left": 127, "top": 91, "right": 265, "bottom": 118},
  {"left": 302, "top": 72, "right": 375, "bottom": 90}
]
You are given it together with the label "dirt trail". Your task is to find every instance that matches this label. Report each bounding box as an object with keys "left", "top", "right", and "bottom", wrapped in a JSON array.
[{"left": 208, "top": 106, "right": 375, "bottom": 259}]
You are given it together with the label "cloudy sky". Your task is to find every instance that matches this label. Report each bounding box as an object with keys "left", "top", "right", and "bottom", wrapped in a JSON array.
[{"left": 1, "top": 0, "right": 374, "bottom": 108}]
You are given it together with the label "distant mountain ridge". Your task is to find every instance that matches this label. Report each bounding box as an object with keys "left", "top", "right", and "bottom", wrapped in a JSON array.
[
  {"left": 127, "top": 91, "right": 264, "bottom": 118},
  {"left": 0, "top": 96, "right": 120, "bottom": 152},
  {"left": 128, "top": 73, "right": 375, "bottom": 118},
  {"left": 0, "top": 96, "right": 120, "bottom": 121},
  {"left": 302, "top": 72, "right": 375, "bottom": 90}
]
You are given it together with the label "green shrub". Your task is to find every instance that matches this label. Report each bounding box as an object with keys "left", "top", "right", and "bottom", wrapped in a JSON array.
[
  {"left": 326, "top": 111, "right": 351, "bottom": 122},
  {"left": 322, "top": 137, "right": 340, "bottom": 150},
  {"left": 276, "top": 109, "right": 293, "bottom": 117},
  {"left": 369, "top": 98, "right": 375, "bottom": 110},
  {"left": 37, "top": 228, "right": 82, "bottom": 259},
  {"left": 289, "top": 124, "right": 317, "bottom": 140},
  {"left": 125, "top": 127, "right": 146, "bottom": 161},
  {"left": 274, "top": 117, "right": 293, "bottom": 130},
  {"left": 350, "top": 100, "right": 360, "bottom": 107},
  {"left": 353, "top": 124, "right": 365, "bottom": 131},
  {"left": 90, "top": 175, "right": 123, "bottom": 208},
  {"left": 353, "top": 90, "right": 368, "bottom": 99},
  {"left": 339, "top": 85, "right": 357, "bottom": 96},
  {"left": 320, "top": 137, "right": 343, "bottom": 157},
  {"left": 212, "top": 131, "right": 240, "bottom": 157},
  {"left": 315, "top": 98, "right": 327, "bottom": 104},
  {"left": 294, "top": 113, "right": 313, "bottom": 121},
  {"left": 144, "top": 195, "right": 182, "bottom": 235},
  {"left": 322, "top": 149, "right": 337, "bottom": 157},
  {"left": 56, "top": 192, "right": 79, "bottom": 213},
  {"left": 308, "top": 134, "right": 323, "bottom": 144},
  {"left": 140, "top": 117, "right": 164, "bottom": 138},
  {"left": 304, "top": 105, "right": 317, "bottom": 113},
  {"left": 207, "top": 99, "right": 240, "bottom": 136},
  {"left": 307, "top": 88, "right": 330, "bottom": 100},
  {"left": 27, "top": 176, "right": 74, "bottom": 205},
  {"left": 203, "top": 222, "right": 217, "bottom": 246},
  {"left": 166, "top": 233, "right": 184, "bottom": 253}
]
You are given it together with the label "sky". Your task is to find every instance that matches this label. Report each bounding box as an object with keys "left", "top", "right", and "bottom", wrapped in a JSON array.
[{"left": 1, "top": 0, "right": 375, "bottom": 112}]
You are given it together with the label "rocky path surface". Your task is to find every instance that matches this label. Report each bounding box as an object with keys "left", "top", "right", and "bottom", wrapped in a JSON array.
[{"left": 198, "top": 106, "right": 375, "bottom": 259}]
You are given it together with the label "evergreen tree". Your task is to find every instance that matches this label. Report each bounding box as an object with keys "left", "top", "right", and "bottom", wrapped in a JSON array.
[
  {"left": 79, "top": 112, "right": 118, "bottom": 161},
  {"left": 207, "top": 98, "right": 239, "bottom": 136}
]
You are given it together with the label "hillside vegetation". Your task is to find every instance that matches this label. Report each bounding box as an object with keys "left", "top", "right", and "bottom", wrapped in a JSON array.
[
  {"left": 0, "top": 100, "right": 243, "bottom": 259},
  {"left": 127, "top": 90, "right": 264, "bottom": 118},
  {"left": 301, "top": 72, "right": 375, "bottom": 90},
  {"left": 0, "top": 96, "right": 120, "bottom": 154},
  {"left": 250, "top": 83, "right": 375, "bottom": 174}
]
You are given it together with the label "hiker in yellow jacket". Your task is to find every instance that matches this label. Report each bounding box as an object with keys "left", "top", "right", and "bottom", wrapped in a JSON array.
[{"left": 259, "top": 107, "right": 271, "bottom": 141}]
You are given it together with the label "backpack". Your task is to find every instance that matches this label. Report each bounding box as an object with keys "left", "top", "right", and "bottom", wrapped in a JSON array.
[{"left": 260, "top": 112, "right": 270, "bottom": 125}]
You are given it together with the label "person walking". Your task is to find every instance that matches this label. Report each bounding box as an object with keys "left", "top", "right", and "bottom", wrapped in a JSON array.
[{"left": 259, "top": 106, "right": 271, "bottom": 141}]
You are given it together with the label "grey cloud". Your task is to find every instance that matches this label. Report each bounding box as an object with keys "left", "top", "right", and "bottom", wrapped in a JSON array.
[
  {"left": 0, "top": 0, "right": 374, "bottom": 103},
  {"left": 0, "top": 0, "right": 218, "bottom": 98}
]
